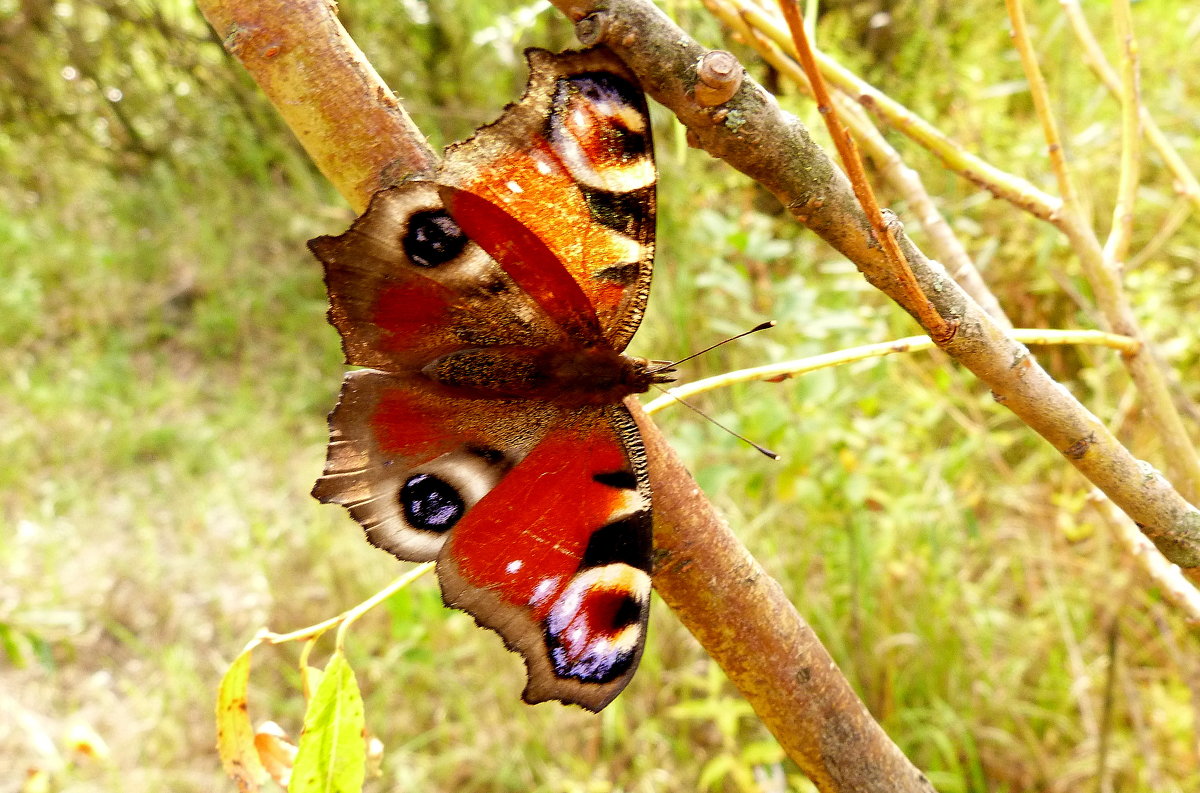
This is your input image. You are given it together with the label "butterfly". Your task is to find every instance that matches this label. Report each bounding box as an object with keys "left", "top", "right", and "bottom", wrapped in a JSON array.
[{"left": 308, "top": 47, "right": 668, "bottom": 712}]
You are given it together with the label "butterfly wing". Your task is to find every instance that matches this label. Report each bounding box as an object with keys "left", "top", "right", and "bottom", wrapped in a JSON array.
[
  {"left": 312, "top": 369, "right": 555, "bottom": 561},
  {"left": 310, "top": 182, "right": 570, "bottom": 372},
  {"left": 438, "top": 47, "right": 656, "bottom": 350},
  {"left": 316, "top": 370, "right": 652, "bottom": 711},
  {"left": 310, "top": 47, "right": 658, "bottom": 710}
]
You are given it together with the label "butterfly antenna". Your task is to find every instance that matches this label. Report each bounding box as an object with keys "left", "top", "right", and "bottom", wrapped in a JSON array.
[
  {"left": 653, "top": 385, "right": 781, "bottom": 461},
  {"left": 648, "top": 320, "right": 776, "bottom": 374}
]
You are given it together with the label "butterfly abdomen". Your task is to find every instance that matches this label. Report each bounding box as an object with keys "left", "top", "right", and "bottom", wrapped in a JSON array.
[{"left": 421, "top": 345, "right": 669, "bottom": 405}]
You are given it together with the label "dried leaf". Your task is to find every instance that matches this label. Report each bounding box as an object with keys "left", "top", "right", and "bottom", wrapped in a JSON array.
[
  {"left": 216, "top": 647, "right": 267, "bottom": 792},
  {"left": 255, "top": 720, "right": 299, "bottom": 786}
]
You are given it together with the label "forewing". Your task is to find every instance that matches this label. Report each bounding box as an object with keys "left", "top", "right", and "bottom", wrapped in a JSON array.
[
  {"left": 308, "top": 183, "right": 567, "bottom": 372},
  {"left": 438, "top": 47, "right": 656, "bottom": 351}
]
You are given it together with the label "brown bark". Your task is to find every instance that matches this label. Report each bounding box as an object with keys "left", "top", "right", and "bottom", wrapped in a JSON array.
[{"left": 199, "top": 0, "right": 436, "bottom": 212}]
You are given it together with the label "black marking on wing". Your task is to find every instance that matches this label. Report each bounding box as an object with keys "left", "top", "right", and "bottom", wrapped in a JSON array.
[
  {"left": 593, "top": 470, "right": 637, "bottom": 490},
  {"left": 402, "top": 209, "right": 469, "bottom": 268},
  {"left": 400, "top": 473, "right": 464, "bottom": 532},
  {"left": 610, "top": 593, "right": 643, "bottom": 629},
  {"left": 581, "top": 185, "right": 654, "bottom": 238},
  {"left": 581, "top": 515, "right": 652, "bottom": 571},
  {"left": 594, "top": 262, "right": 642, "bottom": 285}
]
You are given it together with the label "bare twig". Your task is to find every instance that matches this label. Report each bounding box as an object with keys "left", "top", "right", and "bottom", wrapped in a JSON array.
[
  {"left": 1006, "top": 0, "right": 1083, "bottom": 218},
  {"left": 549, "top": 0, "right": 1200, "bottom": 573},
  {"left": 729, "top": 0, "right": 1062, "bottom": 221},
  {"left": 256, "top": 563, "right": 435, "bottom": 648},
  {"left": 716, "top": 3, "right": 1200, "bottom": 497},
  {"left": 1091, "top": 491, "right": 1200, "bottom": 625},
  {"left": 1061, "top": 0, "right": 1200, "bottom": 209},
  {"left": 776, "top": 0, "right": 956, "bottom": 344},
  {"left": 644, "top": 329, "right": 1140, "bottom": 414},
  {"left": 1102, "top": 0, "right": 1141, "bottom": 265},
  {"left": 706, "top": 0, "right": 1012, "bottom": 328},
  {"left": 1004, "top": 0, "right": 1200, "bottom": 505}
]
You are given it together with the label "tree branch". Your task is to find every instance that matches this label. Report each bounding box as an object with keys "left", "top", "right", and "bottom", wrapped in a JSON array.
[
  {"left": 548, "top": 0, "right": 1200, "bottom": 573},
  {"left": 199, "top": 0, "right": 436, "bottom": 212},
  {"left": 705, "top": 0, "right": 1013, "bottom": 329}
]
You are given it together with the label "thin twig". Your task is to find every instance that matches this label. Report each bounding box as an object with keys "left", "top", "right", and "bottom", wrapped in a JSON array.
[
  {"left": 256, "top": 563, "right": 435, "bottom": 648},
  {"left": 706, "top": 0, "right": 1012, "bottom": 328},
  {"left": 1004, "top": 0, "right": 1200, "bottom": 503},
  {"left": 1102, "top": 0, "right": 1141, "bottom": 265},
  {"left": 1060, "top": 0, "right": 1200, "bottom": 209},
  {"left": 776, "top": 0, "right": 956, "bottom": 343},
  {"left": 728, "top": 0, "right": 1062, "bottom": 222},
  {"left": 1090, "top": 491, "right": 1200, "bottom": 625},
  {"left": 1006, "top": 0, "right": 1082, "bottom": 218},
  {"left": 644, "top": 329, "right": 1139, "bottom": 414}
]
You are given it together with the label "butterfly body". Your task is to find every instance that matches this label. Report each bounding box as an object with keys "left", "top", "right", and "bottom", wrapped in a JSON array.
[
  {"left": 422, "top": 344, "right": 670, "bottom": 404},
  {"left": 310, "top": 48, "right": 660, "bottom": 711}
]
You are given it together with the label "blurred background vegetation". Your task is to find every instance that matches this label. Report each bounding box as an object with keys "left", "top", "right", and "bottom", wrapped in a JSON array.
[{"left": 2, "top": 0, "right": 1199, "bottom": 791}]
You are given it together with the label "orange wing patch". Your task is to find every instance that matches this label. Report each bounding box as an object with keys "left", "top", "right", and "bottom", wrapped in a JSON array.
[{"left": 439, "top": 49, "right": 656, "bottom": 350}]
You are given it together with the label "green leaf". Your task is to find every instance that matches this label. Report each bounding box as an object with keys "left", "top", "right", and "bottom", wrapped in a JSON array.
[{"left": 289, "top": 651, "right": 366, "bottom": 793}]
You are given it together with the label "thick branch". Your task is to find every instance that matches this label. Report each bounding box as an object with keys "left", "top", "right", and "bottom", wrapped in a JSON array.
[
  {"left": 631, "top": 403, "right": 935, "bottom": 793},
  {"left": 550, "top": 0, "right": 1200, "bottom": 573},
  {"left": 199, "top": 0, "right": 436, "bottom": 212}
]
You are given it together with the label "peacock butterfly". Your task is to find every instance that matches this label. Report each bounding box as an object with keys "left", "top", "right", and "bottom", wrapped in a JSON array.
[{"left": 308, "top": 47, "right": 668, "bottom": 711}]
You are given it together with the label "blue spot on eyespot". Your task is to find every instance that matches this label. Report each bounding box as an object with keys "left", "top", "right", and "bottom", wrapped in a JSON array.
[{"left": 400, "top": 473, "right": 463, "bottom": 532}]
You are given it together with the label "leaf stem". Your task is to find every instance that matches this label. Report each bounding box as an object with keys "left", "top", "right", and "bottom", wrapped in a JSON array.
[
  {"left": 255, "top": 563, "right": 435, "bottom": 649},
  {"left": 645, "top": 329, "right": 1139, "bottom": 414}
]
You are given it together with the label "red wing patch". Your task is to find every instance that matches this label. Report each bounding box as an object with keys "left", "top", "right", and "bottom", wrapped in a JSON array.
[
  {"left": 440, "top": 186, "right": 604, "bottom": 344},
  {"left": 311, "top": 185, "right": 567, "bottom": 371},
  {"left": 437, "top": 405, "right": 653, "bottom": 711}
]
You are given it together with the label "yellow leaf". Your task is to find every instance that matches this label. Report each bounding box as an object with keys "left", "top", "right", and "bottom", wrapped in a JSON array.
[{"left": 216, "top": 646, "right": 268, "bottom": 792}]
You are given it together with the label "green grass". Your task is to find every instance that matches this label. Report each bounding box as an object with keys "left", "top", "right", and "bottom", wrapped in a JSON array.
[{"left": 2, "top": 0, "right": 1199, "bottom": 791}]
